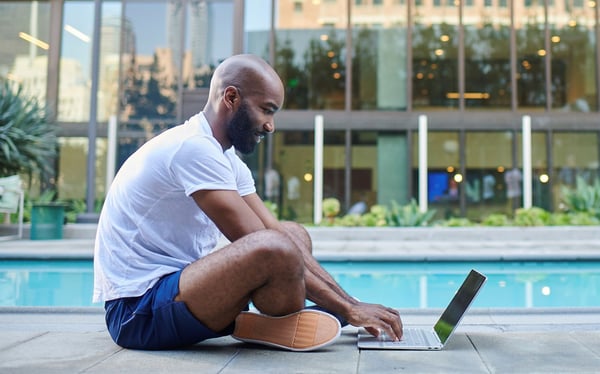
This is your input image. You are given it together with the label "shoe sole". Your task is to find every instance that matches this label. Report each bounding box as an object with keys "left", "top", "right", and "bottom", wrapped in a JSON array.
[{"left": 232, "top": 309, "right": 342, "bottom": 352}]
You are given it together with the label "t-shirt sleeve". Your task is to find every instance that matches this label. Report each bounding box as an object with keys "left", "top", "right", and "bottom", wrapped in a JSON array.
[
  {"left": 170, "top": 136, "right": 238, "bottom": 196},
  {"left": 228, "top": 149, "right": 256, "bottom": 197}
]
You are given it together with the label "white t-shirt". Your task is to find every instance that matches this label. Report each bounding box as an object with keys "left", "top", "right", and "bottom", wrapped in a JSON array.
[{"left": 93, "top": 112, "right": 255, "bottom": 303}]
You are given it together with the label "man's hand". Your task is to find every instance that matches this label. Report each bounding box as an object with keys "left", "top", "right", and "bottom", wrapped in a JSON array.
[{"left": 346, "top": 302, "right": 403, "bottom": 341}]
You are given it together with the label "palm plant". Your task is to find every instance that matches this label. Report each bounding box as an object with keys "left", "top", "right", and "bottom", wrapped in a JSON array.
[
  {"left": 0, "top": 80, "right": 57, "bottom": 178},
  {"left": 560, "top": 176, "right": 600, "bottom": 219}
]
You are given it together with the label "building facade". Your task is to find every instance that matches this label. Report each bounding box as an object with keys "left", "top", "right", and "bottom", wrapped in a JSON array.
[{"left": 1, "top": 0, "right": 599, "bottom": 223}]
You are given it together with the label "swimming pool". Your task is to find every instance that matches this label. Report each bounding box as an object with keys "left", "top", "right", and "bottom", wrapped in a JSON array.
[{"left": 0, "top": 259, "right": 599, "bottom": 308}]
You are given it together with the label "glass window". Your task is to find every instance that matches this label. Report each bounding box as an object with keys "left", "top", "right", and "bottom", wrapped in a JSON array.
[
  {"left": 552, "top": 132, "right": 599, "bottom": 209},
  {"left": 119, "top": 0, "right": 180, "bottom": 133},
  {"left": 516, "top": 132, "right": 550, "bottom": 210},
  {"left": 412, "top": 131, "right": 460, "bottom": 219},
  {"left": 465, "top": 131, "right": 514, "bottom": 219},
  {"left": 549, "top": 0, "right": 597, "bottom": 111},
  {"left": 245, "top": 0, "right": 272, "bottom": 62},
  {"left": 351, "top": 0, "right": 408, "bottom": 110},
  {"left": 273, "top": 0, "right": 347, "bottom": 109},
  {"left": 98, "top": 3, "right": 122, "bottom": 122},
  {"left": 58, "top": 137, "right": 107, "bottom": 199},
  {"left": 58, "top": 1, "right": 95, "bottom": 122},
  {"left": 464, "top": 7, "right": 511, "bottom": 109},
  {"left": 1, "top": 1, "right": 51, "bottom": 105},
  {"left": 516, "top": 0, "right": 547, "bottom": 109},
  {"left": 413, "top": 4, "right": 459, "bottom": 109},
  {"left": 184, "top": 0, "right": 234, "bottom": 90}
]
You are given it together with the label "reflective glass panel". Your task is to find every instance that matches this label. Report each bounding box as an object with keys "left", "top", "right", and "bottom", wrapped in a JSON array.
[
  {"left": 464, "top": 3, "right": 511, "bottom": 109},
  {"left": 351, "top": 2, "right": 408, "bottom": 110},
  {"left": 273, "top": 0, "right": 346, "bottom": 109},
  {"left": 552, "top": 132, "right": 599, "bottom": 209},
  {"left": 120, "top": 0, "right": 179, "bottom": 131},
  {"left": 549, "top": 0, "right": 597, "bottom": 111},
  {"left": 184, "top": 0, "right": 234, "bottom": 90},
  {"left": 271, "top": 131, "right": 314, "bottom": 222},
  {"left": 412, "top": 131, "right": 460, "bottom": 219},
  {"left": 465, "top": 131, "right": 513, "bottom": 218},
  {"left": 0, "top": 1, "right": 50, "bottom": 103},
  {"left": 59, "top": 1, "right": 94, "bottom": 122},
  {"left": 412, "top": 1, "right": 459, "bottom": 109},
  {"left": 515, "top": 0, "right": 547, "bottom": 109}
]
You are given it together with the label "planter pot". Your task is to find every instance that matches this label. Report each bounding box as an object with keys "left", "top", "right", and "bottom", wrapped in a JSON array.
[{"left": 30, "top": 203, "right": 65, "bottom": 240}]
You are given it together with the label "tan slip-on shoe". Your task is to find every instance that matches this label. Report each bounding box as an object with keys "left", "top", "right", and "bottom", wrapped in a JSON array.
[{"left": 232, "top": 309, "right": 342, "bottom": 352}]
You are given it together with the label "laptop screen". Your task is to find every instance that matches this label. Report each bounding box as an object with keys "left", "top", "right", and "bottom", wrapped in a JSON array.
[{"left": 433, "top": 269, "right": 487, "bottom": 344}]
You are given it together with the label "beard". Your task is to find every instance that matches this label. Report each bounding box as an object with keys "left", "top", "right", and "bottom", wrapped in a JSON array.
[{"left": 226, "top": 102, "right": 261, "bottom": 154}]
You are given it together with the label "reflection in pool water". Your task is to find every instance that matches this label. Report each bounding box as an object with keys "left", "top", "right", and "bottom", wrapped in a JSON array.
[{"left": 1, "top": 260, "right": 599, "bottom": 308}]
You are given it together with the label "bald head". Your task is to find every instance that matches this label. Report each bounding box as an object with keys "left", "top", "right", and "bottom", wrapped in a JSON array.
[
  {"left": 207, "top": 54, "right": 284, "bottom": 106},
  {"left": 201, "top": 54, "right": 285, "bottom": 152}
]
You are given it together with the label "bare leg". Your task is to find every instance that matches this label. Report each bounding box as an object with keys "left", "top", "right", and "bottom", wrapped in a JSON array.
[
  {"left": 279, "top": 222, "right": 403, "bottom": 340},
  {"left": 279, "top": 222, "right": 357, "bottom": 310},
  {"left": 175, "top": 229, "right": 306, "bottom": 332}
]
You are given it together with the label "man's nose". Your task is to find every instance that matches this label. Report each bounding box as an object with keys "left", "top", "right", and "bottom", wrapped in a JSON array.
[{"left": 263, "top": 121, "right": 275, "bottom": 133}]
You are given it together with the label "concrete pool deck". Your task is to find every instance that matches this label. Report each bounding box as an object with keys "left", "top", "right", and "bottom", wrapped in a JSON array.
[{"left": 1, "top": 225, "right": 600, "bottom": 373}]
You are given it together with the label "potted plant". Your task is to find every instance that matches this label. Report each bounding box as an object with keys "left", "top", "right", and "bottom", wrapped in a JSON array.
[
  {"left": 0, "top": 79, "right": 57, "bottom": 178},
  {"left": 0, "top": 79, "right": 58, "bottom": 238}
]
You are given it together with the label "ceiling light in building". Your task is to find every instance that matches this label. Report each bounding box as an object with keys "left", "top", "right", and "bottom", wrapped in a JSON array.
[
  {"left": 64, "top": 25, "right": 91, "bottom": 43},
  {"left": 304, "top": 173, "right": 313, "bottom": 182},
  {"left": 18, "top": 32, "right": 49, "bottom": 50},
  {"left": 537, "top": 49, "right": 546, "bottom": 56},
  {"left": 320, "top": 34, "right": 329, "bottom": 41},
  {"left": 446, "top": 166, "right": 455, "bottom": 173},
  {"left": 588, "top": 1, "right": 596, "bottom": 8},
  {"left": 416, "top": 72, "right": 424, "bottom": 79},
  {"left": 331, "top": 62, "right": 338, "bottom": 69},
  {"left": 539, "top": 174, "right": 549, "bottom": 183},
  {"left": 446, "top": 92, "right": 490, "bottom": 99},
  {"left": 327, "top": 51, "right": 335, "bottom": 58},
  {"left": 440, "top": 35, "right": 450, "bottom": 42},
  {"left": 434, "top": 49, "right": 444, "bottom": 56},
  {"left": 497, "top": 166, "right": 505, "bottom": 173},
  {"left": 333, "top": 72, "right": 341, "bottom": 79},
  {"left": 568, "top": 19, "right": 577, "bottom": 27},
  {"left": 551, "top": 35, "right": 560, "bottom": 43},
  {"left": 453, "top": 173, "right": 463, "bottom": 183}
]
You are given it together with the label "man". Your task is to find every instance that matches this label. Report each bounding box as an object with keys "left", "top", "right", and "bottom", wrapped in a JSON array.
[{"left": 93, "top": 54, "right": 402, "bottom": 351}]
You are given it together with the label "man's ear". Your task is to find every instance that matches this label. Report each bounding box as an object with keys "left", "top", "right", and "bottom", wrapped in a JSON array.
[{"left": 224, "top": 86, "right": 239, "bottom": 109}]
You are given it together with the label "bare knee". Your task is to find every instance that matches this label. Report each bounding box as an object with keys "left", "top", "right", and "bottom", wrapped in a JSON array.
[
  {"left": 252, "top": 229, "right": 304, "bottom": 271},
  {"left": 280, "top": 221, "right": 313, "bottom": 255}
]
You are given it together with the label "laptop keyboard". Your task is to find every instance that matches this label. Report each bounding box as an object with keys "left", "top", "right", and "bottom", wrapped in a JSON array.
[
  {"left": 401, "top": 329, "right": 429, "bottom": 345},
  {"left": 380, "top": 328, "right": 430, "bottom": 346}
]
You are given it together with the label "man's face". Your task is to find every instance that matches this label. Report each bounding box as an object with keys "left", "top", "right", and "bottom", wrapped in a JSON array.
[{"left": 226, "top": 101, "right": 266, "bottom": 154}]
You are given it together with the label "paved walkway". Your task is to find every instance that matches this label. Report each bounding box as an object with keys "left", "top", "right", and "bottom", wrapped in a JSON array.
[{"left": 1, "top": 226, "right": 600, "bottom": 373}]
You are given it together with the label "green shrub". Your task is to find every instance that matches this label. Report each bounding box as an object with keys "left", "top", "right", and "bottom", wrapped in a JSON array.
[
  {"left": 481, "top": 213, "right": 511, "bottom": 226},
  {"left": 0, "top": 80, "right": 57, "bottom": 177},
  {"left": 440, "top": 217, "right": 475, "bottom": 227},
  {"left": 386, "top": 199, "right": 436, "bottom": 227},
  {"left": 560, "top": 176, "right": 600, "bottom": 219},
  {"left": 513, "top": 207, "right": 551, "bottom": 226},
  {"left": 322, "top": 197, "right": 341, "bottom": 218},
  {"left": 549, "top": 212, "right": 599, "bottom": 226}
]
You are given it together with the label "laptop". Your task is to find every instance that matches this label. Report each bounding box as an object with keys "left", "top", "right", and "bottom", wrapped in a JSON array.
[{"left": 358, "top": 269, "right": 487, "bottom": 350}]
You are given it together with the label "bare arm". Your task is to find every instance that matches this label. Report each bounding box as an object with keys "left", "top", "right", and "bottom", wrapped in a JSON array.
[
  {"left": 243, "top": 194, "right": 403, "bottom": 340},
  {"left": 192, "top": 190, "right": 402, "bottom": 340}
]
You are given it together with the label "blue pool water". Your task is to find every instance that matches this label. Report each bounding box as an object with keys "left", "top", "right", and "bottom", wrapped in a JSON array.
[{"left": 0, "top": 260, "right": 599, "bottom": 308}]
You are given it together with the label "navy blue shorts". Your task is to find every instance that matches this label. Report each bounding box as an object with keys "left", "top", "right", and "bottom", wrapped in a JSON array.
[{"left": 104, "top": 270, "right": 235, "bottom": 350}]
